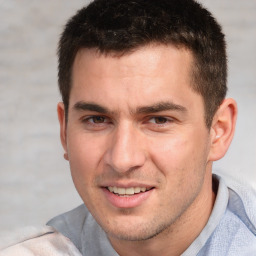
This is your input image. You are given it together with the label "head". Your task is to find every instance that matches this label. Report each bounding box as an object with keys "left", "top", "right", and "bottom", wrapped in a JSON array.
[
  {"left": 57, "top": 0, "right": 237, "bottom": 252},
  {"left": 58, "top": 0, "right": 227, "bottom": 129}
]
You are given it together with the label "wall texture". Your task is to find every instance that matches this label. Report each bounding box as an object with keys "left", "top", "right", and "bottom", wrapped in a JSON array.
[{"left": 0, "top": 0, "right": 255, "bottom": 233}]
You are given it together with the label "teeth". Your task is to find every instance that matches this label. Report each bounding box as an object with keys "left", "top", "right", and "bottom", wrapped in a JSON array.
[
  {"left": 134, "top": 187, "right": 141, "bottom": 193},
  {"left": 107, "top": 186, "right": 150, "bottom": 195},
  {"left": 125, "top": 187, "right": 134, "bottom": 195},
  {"left": 118, "top": 188, "right": 125, "bottom": 195},
  {"left": 141, "top": 187, "right": 146, "bottom": 192}
]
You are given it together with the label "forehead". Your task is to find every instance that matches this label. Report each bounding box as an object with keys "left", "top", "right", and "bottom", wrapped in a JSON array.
[
  {"left": 73, "top": 44, "right": 193, "bottom": 78},
  {"left": 70, "top": 44, "right": 203, "bottom": 114}
]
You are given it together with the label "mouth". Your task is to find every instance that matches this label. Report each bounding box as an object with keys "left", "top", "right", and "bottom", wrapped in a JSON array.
[
  {"left": 102, "top": 183, "right": 155, "bottom": 208},
  {"left": 106, "top": 186, "right": 153, "bottom": 196}
]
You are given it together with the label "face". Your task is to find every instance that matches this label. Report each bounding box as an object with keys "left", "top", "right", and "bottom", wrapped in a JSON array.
[{"left": 59, "top": 45, "right": 214, "bottom": 241}]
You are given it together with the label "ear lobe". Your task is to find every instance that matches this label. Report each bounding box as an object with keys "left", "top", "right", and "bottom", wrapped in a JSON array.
[
  {"left": 57, "top": 102, "right": 69, "bottom": 160},
  {"left": 208, "top": 98, "right": 237, "bottom": 161}
]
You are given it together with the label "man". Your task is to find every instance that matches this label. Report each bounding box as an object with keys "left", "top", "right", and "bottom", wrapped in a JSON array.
[{"left": 1, "top": 0, "right": 255, "bottom": 255}]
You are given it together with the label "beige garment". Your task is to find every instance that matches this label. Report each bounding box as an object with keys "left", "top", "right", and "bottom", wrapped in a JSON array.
[{"left": 0, "top": 226, "right": 81, "bottom": 256}]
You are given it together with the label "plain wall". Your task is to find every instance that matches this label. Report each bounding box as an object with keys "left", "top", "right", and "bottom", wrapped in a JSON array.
[{"left": 0, "top": 0, "right": 255, "bottom": 233}]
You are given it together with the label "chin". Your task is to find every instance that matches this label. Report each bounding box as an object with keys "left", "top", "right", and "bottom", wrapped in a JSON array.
[{"left": 101, "top": 216, "right": 173, "bottom": 242}]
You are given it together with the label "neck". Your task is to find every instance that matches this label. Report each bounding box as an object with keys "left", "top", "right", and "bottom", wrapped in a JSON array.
[{"left": 108, "top": 171, "right": 216, "bottom": 256}]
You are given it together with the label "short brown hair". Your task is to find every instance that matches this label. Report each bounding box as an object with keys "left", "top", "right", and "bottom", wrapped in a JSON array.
[{"left": 58, "top": 0, "right": 227, "bottom": 128}]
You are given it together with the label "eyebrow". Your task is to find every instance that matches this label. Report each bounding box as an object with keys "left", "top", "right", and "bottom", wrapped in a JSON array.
[
  {"left": 73, "top": 102, "right": 109, "bottom": 114},
  {"left": 135, "top": 101, "right": 187, "bottom": 114},
  {"left": 72, "top": 101, "right": 187, "bottom": 115}
]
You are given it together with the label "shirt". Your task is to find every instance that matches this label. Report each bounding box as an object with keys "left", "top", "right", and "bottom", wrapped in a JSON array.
[{"left": 1, "top": 174, "right": 256, "bottom": 255}]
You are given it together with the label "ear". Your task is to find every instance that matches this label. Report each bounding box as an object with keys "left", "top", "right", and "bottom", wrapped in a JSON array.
[
  {"left": 208, "top": 98, "right": 237, "bottom": 161},
  {"left": 57, "top": 102, "right": 69, "bottom": 160}
]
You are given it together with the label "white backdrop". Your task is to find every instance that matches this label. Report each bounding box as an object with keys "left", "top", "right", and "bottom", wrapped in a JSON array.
[{"left": 0, "top": 0, "right": 255, "bottom": 233}]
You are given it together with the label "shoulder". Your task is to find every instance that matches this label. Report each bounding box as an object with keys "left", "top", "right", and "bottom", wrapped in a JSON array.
[
  {"left": 46, "top": 204, "right": 89, "bottom": 251},
  {"left": 47, "top": 204, "right": 89, "bottom": 231},
  {"left": 202, "top": 174, "right": 256, "bottom": 255},
  {"left": 0, "top": 226, "right": 81, "bottom": 256},
  {"left": 222, "top": 173, "right": 256, "bottom": 233},
  {"left": 212, "top": 173, "right": 256, "bottom": 229},
  {"left": 47, "top": 204, "right": 118, "bottom": 255}
]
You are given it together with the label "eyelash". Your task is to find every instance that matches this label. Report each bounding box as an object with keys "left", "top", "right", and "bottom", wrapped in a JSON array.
[
  {"left": 80, "top": 115, "right": 175, "bottom": 131},
  {"left": 82, "top": 115, "right": 110, "bottom": 125},
  {"left": 147, "top": 116, "right": 171, "bottom": 124}
]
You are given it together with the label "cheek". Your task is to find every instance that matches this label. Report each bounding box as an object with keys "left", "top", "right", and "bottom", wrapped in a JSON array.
[
  {"left": 149, "top": 136, "right": 190, "bottom": 173},
  {"left": 148, "top": 132, "right": 209, "bottom": 184},
  {"left": 67, "top": 134, "right": 105, "bottom": 184},
  {"left": 66, "top": 135, "right": 106, "bottom": 209}
]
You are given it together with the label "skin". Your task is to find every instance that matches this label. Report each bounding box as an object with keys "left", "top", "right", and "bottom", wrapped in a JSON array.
[{"left": 58, "top": 44, "right": 237, "bottom": 256}]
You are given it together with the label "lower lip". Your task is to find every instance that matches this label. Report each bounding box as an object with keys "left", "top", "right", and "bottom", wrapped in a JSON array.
[{"left": 102, "top": 188, "right": 154, "bottom": 208}]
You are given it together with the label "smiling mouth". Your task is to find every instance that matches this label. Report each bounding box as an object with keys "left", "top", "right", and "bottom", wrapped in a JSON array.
[{"left": 107, "top": 186, "right": 153, "bottom": 196}]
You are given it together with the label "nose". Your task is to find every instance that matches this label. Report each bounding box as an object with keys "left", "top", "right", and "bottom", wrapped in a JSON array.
[{"left": 104, "top": 122, "right": 146, "bottom": 174}]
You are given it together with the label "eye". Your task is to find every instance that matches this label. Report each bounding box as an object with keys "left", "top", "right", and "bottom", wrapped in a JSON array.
[
  {"left": 151, "top": 117, "right": 168, "bottom": 124},
  {"left": 88, "top": 116, "right": 106, "bottom": 123},
  {"left": 145, "top": 116, "right": 176, "bottom": 132},
  {"left": 80, "top": 115, "right": 112, "bottom": 131},
  {"left": 148, "top": 116, "right": 169, "bottom": 124},
  {"left": 81, "top": 115, "right": 111, "bottom": 127}
]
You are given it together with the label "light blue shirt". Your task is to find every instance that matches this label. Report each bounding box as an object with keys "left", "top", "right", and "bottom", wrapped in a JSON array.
[{"left": 47, "top": 174, "right": 256, "bottom": 255}]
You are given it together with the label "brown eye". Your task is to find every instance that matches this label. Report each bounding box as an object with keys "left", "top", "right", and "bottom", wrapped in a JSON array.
[
  {"left": 92, "top": 116, "right": 105, "bottom": 123},
  {"left": 154, "top": 117, "right": 168, "bottom": 124}
]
